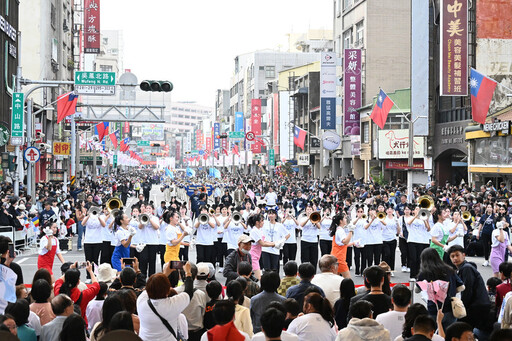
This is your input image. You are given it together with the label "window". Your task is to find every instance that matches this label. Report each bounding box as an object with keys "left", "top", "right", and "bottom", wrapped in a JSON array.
[
  {"left": 362, "top": 121, "right": 369, "bottom": 144},
  {"left": 265, "top": 66, "right": 275, "bottom": 78},
  {"left": 259, "top": 66, "right": 265, "bottom": 71},
  {"left": 259, "top": 90, "right": 265, "bottom": 95},
  {"left": 336, "top": 0, "right": 342, "bottom": 16},
  {"left": 103, "top": 37, "right": 108, "bottom": 45},
  {"left": 343, "top": 29, "right": 352, "bottom": 49},
  {"left": 355, "top": 21, "right": 364, "bottom": 47},
  {"left": 51, "top": 4, "right": 56, "bottom": 29},
  {"left": 99, "top": 65, "right": 113, "bottom": 72},
  {"left": 343, "top": 0, "right": 352, "bottom": 10}
]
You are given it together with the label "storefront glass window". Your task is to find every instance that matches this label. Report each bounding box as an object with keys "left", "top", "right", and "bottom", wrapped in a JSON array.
[{"left": 473, "top": 135, "right": 512, "bottom": 165}]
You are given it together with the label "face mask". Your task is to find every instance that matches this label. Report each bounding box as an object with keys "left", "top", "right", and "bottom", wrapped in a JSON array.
[{"left": 240, "top": 248, "right": 250, "bottom": 255}]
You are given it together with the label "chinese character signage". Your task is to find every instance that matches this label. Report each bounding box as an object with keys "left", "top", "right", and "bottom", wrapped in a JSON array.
[
  {"left": 378, "top": 129, "right": 425, "bottom": 159},
  {"left": 196, "top": 129, "right": 203, "bottom": 151},
  {"left": 176, "top": 140, "right": 181, "bottom": 161},
  {"left": 213, "top": 123, "right": 220, "bottom": 149},
  {"left": 206, "top": 137, "right": 212, "bottom": 152},
  {"left": 53, "top": 142, "right": 71, "bottom": 156},
  {"left": 321, "top": 52, "right": 337, "bottom": 130},
  {"left": 251, "top": 99, "right": 262, "bottom": 153},
  {"left": 84, "top": 0, "right": 100, "bottom": 54},
  {"left": 235, "top": 112, "right": 244, "bottom": 132},
  {"left": 440, "top": 0, "right": 468, "bottom": 96},
  {"left": 11, "top": 93, "right": 24, "bottom": 146},
  {"left": 343, "top": 49, "right": 362, "bottom": 135}
]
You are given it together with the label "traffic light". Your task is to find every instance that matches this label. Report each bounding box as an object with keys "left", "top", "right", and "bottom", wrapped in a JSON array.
[
  {"left": 140, "top": 80, "right": 173, "bottom": 92},
  {"left": 8, "top": 155, "right": 17, "bottom": 172},
  {"left": 216, "top": 134, "right": 228, "bottom": 139},
  {"left": 150, "top": 143, "right": 161, "bottom": 147}
]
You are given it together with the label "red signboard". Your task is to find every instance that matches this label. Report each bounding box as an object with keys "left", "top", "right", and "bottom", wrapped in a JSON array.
[
  {"left": 440, "top": 0, "right": 468, "bottom": 96},
  {"left": 176, "top": 141, "right": 181, "bottom": 161},
  {"left": 84, "top": 0, "right": 100, "bottom": 54},
  {"left": 385, "top": 159, "right": 424, "bottom": 170},
  {"left": 251, "top": 99, "right": 262, "bottom": 153},
  {"left": 206, "top": 137, "right": 212, "bottom": 152},
  {"left": 196, "top": 129, "right": 203, "bottom": 150},
  {"left": 123, "top": 121, "right": 130, "bottom": 134}
]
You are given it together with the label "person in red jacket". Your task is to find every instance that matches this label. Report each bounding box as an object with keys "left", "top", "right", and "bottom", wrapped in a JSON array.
[{"left": 53, "top": 261, "right": 100, "bottom": 328}]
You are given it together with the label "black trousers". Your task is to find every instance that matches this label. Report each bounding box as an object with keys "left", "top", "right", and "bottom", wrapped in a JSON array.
[
  {"left": 320, "top": 239, "right": 332, "bottom": 256},
  {"left": 179, "top": 246, "right": 189, "bottom": 261},
  {"left": 100, "top": 241, "right": 114, "bottom": 265},
  {"left": 143, "top": 191, "right": 150, "bottom": 202},
  {"left": 346, "top": 246, "right": 353, "bottom": 269},
  {"left": 139, "top": 244, "right": 159, "bottom": 277},
  {"left": 262, "top": 252, "right": 280, "bottom": 272},
  {"left": 158, "top": 244, "right": 166, "bottom": 270},
  {"left": 282, "top": 243, "right": 297, "bottom": 264},
  {"left": 301, "top": 240, "right": 319, "bottom": 270},
  {"left": 408, "top": 242, "right": 429, "bottom": 278},
  {"left": 84, "top": 242, "right": 102, "bottom": 279},
  {"left": 353, "top": 247, "right": 365, "bottom": 274},
  {"left": 364, "top": 244, "right": 382, "bottom": 268},
  {"left": 481, "top": 233, "right": 492, "bottom": 261},
  {"left": 214, "top": 239, "right": 227, "bottom": 267},
  {"left": 196, "top": 244, "right": 214, "bottom": 263},
  {"left": 399, "top": 237, "right": 409, "bottom": 268},
  {"left": 382, "top": 239, "right": 397, "bottom": 270}
]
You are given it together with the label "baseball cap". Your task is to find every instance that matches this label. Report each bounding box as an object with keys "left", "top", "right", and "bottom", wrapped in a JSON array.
[
  {"left": 196, "top": 262, "right": 210, "bottom": 277},
  {"left": 238, "top": 235, "right": 254, "bottom": 244}
]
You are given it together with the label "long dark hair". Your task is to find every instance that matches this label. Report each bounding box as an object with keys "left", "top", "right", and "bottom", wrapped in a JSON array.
[
  {"left": 402, "top": 304, "right": 429, "bottom": 338},
  {"left": 419, "top": 247, "right": 454, "bottom": 281},
  {"left": 329, "top": 213, "right": 346, "bottom": 237},
  {"left": 93, "top": 294, "right": 124, "bottom": 340},
  {"left": 304, "top": 292, "right": 334, "bottom": 327},
  {"left": 58, "top": 269, "right": 80, "bottom": 297},
  {"left": 113, "top": 211, "right": 125, "bottom": 233},
  {"left": 59, "top": 313, "right": 86, "bottom": 341},
  {"left": 339, "top": 278, "right": 356, "bottom": 310},
  {"left": 247, "top": 213, "right": 264, "bottom": 228}
]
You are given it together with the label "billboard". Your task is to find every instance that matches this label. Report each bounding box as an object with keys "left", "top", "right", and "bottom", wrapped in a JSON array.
[
  {"left": 440, "top": 0, "right": 468, "bottom": 96},
  {"left": 279, "top": 91, "right": 292, "bottom": 160},
  {"left": 235, "top": 112, "right": 244, "bottom": 132},
  {"left": 251, "top": 99, "right": 262, "bottom": 153},
  {"left": 378, "top": 129, "right": 425, "bottom": 159},
  {"left": 84, "top": 0, "right": 100, "bottom": 54},
  {"left": 343, "top": 49, "right": 362, "bottom": 135},
  {"left": 273, "top": 93, "right": 279, "bottom": 155},
  {"left": 320, "top": 52, "right": 336, "bottom": 130}
]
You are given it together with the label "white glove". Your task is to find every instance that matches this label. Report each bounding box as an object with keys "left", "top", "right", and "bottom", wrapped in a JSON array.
[
  {"left": 129, "top": 227, "right": 137, "bottom": 236},
  {"left": 136, "top": 243, "right": 146, "bottom": 253},
  {"left": 274, "top": 239, "right": 285, "bottom": 249},
  {"left": 443, "top": 245, "right": 450, "bottom": 252},
  {"left": 457, "top": 231, "right": 465, "bottom": 237},
  {"left": 498, "top": 222, "right": 505, "bottom": 230},
  {"left": 353, "top": 239, "right": 362, "bottom": 248},
  {"left": 43, "top": 227, "right": 53, "bottom": 236},
  {"left": 346, "top": 224, "right": 355, "bottom": 233},
  {"left": 185, "top": 227, "right": 194, "bottom": 235}
]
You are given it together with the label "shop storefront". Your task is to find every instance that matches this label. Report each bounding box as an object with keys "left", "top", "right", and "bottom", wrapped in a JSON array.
[{"left": 433, "top": 121, "right": 470, "bottom": 185}]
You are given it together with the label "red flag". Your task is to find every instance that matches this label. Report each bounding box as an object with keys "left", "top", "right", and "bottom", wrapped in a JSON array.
[
  {"left": 470, "top": 68, "right": 497, "bottom": 124},
  {"left": 214, "top": 151, "right": 219, "bottom": 160},
  {"left": 232, "top": 144, "right": 240, "bottom": 156},
  {"left": 57, "top": 93, "right": 78, "bottom": 124},
  {"left": 370, "top": 89, "right": 394, "bottom": 129},
  {"left": 293, "top": 126, "right": 307, "bottom": 150},
  {"left": 109, "top": 132, "right": 118, "bottom": 149},
  {"left": 222, "top": 148, "right": 228, "bottom": 156},
  {"left": 95, "top": 122, "right": 110, "bottom": 142}
]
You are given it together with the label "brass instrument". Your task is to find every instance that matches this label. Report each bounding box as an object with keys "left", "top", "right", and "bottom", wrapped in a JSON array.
[
  {"left": 418, "top": 195, "right": 435, "bottom": 211},
  {"left": 88, "top": 206, "right": 101, "bottom": 216},
  {"left": 419, "top": 208, "right": 431, "bottom": 221},
  {"left": 361, "top": 213, "right": 367, "bottom": 220},
  {"left": 107, "top": 198, "right": 123, "bottom": 212},
  {"left": 198, "top": 213, "right": 209, "bottom": 224},
  {"left": 209, "top": 208, "right": 216, "bottom": 215},
  {"left": 462, "top": 211, "right": 471, "bottom": 221},
  {"left": 310, "top": 211, "right": 321, "bottom": 224},
  {"left": 232, "top": 211, "right": 242, "bottom": 224},
  {"left": 138, "top": 214, "right": 150, "bottom": 224},
  {"left": 377, "top": 212, "right": 386, "bottom": 221}
]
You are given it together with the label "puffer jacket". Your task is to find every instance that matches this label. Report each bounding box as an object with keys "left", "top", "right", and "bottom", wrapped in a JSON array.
[{"left": 336, "top": 317, "right": 390, "bottom": 341}]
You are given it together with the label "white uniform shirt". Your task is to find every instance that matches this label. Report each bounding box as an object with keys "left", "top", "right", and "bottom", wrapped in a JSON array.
[
  {"left": 143, "top": 217, "right": 160, "bottom": 245},
  {"left": 83, "top": 217, "right": 104, "bottom": 244},
  {"left": 382, "top": 216, "right": 399, "bottom": 242},
  {"left": 195, "top": 221, "right": 215, "bottom": 245},
  {"left": 366, "top": 219, "right": 384, "bottom": 245},
  {"left": 300, "top": 217, "right": 319, "bottom": 243},
  {"left": 129, "top": 218, "right": 142, "bottom": 244},
  {"left": 264, "top": 192, "right": 278, "bottom": 206},
  {"left": 408, "top": 218, "right": 430, "bottom": 244},
  {"left": 319, "top": 218, "right": 332, "bottom": 241},
  {"left": 216, "top": 215, "right": 228, "bottom": 239},
  {"left": 159, "top": 221, "right": 169, "bottom": 245},
  {"left": 38, "top": 236, "right": 61, "bottom": 255},
  {"left": 114, "top": 228, "right": 130, "bottom": 247},
  {"left": 262, "top": 221, "right": 288, "bottom": 255},
  {"left": 223, "top": 221, "right": 245, "bottom": 250},
  {"left": 353, "top": 218, "right": 367, "bottom": 247},
  {"left": 282, "top": 218, "right": 298, "bottom": 244},
  {"left": 448, "top": 221, "right": 465, "bottom": 246},
  {"left": 287, "top": 313, "right": 337, "bottom": 341}
]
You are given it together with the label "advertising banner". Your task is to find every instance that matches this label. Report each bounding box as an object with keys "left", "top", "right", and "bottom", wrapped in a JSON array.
[
  {"left": 206, "top": 137, "right": 212, "bottom": 152},
  {"left": 141, "top": 124, "right": 164, "bottom": 141},
  {"left": 84, "top": 0, "right": 100, "bottom": 54},
  {"left": 378, "top": 129, "right": 425, "bottom": 159},
  {"left": 320, "top": 52, "right": 336, "bottom": 130},
  {"left": 385, "top": 159, "right": 424, "bottom": 170},
  {"left": 251, "top": 99, "right": 262, "bottom": 153},
  {"left": 176, "top": 140, "right": 181, "bottom": 161},
  {"left": 273, "top": 93, "right": 279, "bottom": 155},
  {"left": 343, "top": 49, "right": 362, "bottom": 135},
  {"left": 279, "top": 91, "right": 291, "bottom": 160},
  {"left": 214, "top": 123, "right": 220, "bottom": 149},
  {"left": 235, "top": 112, "right": 244, "bottom": 132},
  {"left": 297, "top": 153, "right": 310, "bottom": 166},
  {"left": 440, "top": 0, "right": 468, "bottom": 96},
  {"left": 53, "top": 142, "right": 71, "bottom": 156}
]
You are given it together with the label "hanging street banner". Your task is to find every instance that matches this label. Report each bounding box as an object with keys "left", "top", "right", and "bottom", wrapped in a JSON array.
[
  {"left": 320, "top": 52, "right": 336, "bottom": 130},
  {"left": 343, "top": 49, "right": 362, "bottom": 135},
  {"left": 84, "top": 0, "right": 101, "bottom": 54},
  {"left": 213, "top": 123, "right": 220, "bottom": 149},
  {"left": 11, "top": 93, "right": 24, "bottom": 146},
  {"left": 235, "top": 112, "right": 244, "bottom": 132},
  {"left": 251, "top": 99, "right": 262, "bottom": 153},
  {"left": 440, "top": 0, "right": 468, "bottom": 96}
]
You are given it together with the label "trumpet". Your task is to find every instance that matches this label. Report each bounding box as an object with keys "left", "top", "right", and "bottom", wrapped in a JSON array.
[
  {"left": 138, "top": 214, "right": 150, "bottom": 224},
  {"left": 310, "top": 211, "right": 321, "bottom": 224},
  {"left": 377, "top": 212, "right": 386, "bottom": 221},
  {"left": 418, "top": 195, "right": 435, "bottom": 211},
  {"left": 232, "top": 211, "right": 242, "bottom": 224},
  {"left": 462, "top": 211, "right": 472, "bottom": 221},
  {"left": 209, "top": 208, "right": 216, "bottom": 215},
  {"left": 107, "top": 198, "right": 123, "bottom": 212},
  {"left": 361, "top": 213, "right": 367, "bottom": 220},
  {"left": 419, "top": 208, "right": 431, "bottom": 221},
  {"left": 88, "top": 206, "right": 101, "bottom": 216},
  {"left": 198, "top": 213, "right": 209, "bottom": 224}
]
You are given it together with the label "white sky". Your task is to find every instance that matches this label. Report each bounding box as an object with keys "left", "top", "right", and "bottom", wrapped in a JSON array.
[{"left": 100, "top": 0, "right": 333, "bottom": 107}]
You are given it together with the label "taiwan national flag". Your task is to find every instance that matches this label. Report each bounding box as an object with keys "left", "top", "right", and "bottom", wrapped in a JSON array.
[
  {"left": 370, "top": 89, "right": 394, "bottom": 129},
  {"left": 470, "top": 68, "right": 497, "bottom": 124},
  {"left": 120, "top": 138, "right": 130, "bottom": 152},
  {"left": 109, "top": 131, "right": 118, "bottom": 149},
  {"left": 95, "top": 122, "right": 109, "bottom": 142},
  {"left": 294, "top": 126, "right": 307, "bottom": 150},
  {"left": 56, "top": 92, "right": 79, "bottom": 123}
]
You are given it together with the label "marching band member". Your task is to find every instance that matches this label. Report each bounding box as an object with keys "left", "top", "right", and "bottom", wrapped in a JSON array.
[
  {"left": 179, "top": 205, "right": 192, "bottom": 261},
  {"left": 223, "top": 209, "right": 248, "bottom": 255},
  {"left": 364, "top": 205, "right": 385, "bottom": 268},
  {"left": 138, "top": 204, "right": 160, "bottom": 277},
  {"left": 447, "top": 211, "right": 466, "bottom": 248},
  {"left": 101, "top": 206, "right": 115, "bottom": 265},
  {"left": 37, "top": 222, "right": 66, "bottom": 277},
  {"left": 158, "top": 207, "right": 170, "bottom": 269},
  {"left": 194, "top": 205, "right": 217, "bottom": 263},
  {"left": 398, "top": 205, "right": 411, "bottom": 273},
  {"left": 129, "top": 206, "right": 143, "bottom": 258},
  {"left": 299, "top": 205, "right": 320, "bottom": 271},
  {"left": 382, "top": 205, "right": 400, "bottom": 274},
  {"left": 241, "top": 200, "right": 255, "bottom": 231},
  {"left": 351, "top": 205, "right": 367, "bottom": 276},
  {"left": 82, "top": 206, "right": 106, "bottom": 281},
  {"left": 261, "top": 209, "right": 289, "bottom": 272},
  {"left": 215, "top": 205, "right": 229, "bottom": 272},
  {"left": 430, "top": 207, "right": 452, "bottom": 260},
  {"left": 248, "top": 213, "right": 273, "bottom": 280},
  {"left": 407, "top": 206, "right": 431, "bottom": 278},
  {"left": 282, "top": 206, "right": 299, "bottom": 264},
  {"left": 163, "top": 210, "right": 190, "bottom": 263},
  {"left": 111, "top": 212, "right": 136, "bottom": 272},
  {"left": 319, "top": 206, "right": 333, "bottom": 256},
  {"left": 329, "top": 212, "right": 354, "bottom": 279}
]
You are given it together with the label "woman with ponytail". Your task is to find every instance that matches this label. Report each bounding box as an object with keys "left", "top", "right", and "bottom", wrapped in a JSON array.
[
  {"left": 111, "top": 211, "right": 136, "bottom": 272},
  {"left": 54, "top": 261, "right": 100, "bottom": 328},
  {"left": 287, "top": 292, "right": 336, "bottom": 341},
  {"left": 329, "top": 213, "right": 354, "bottom": 279},
  {"left": 248, "top": 213, "right": 275, "bottom": 280}
]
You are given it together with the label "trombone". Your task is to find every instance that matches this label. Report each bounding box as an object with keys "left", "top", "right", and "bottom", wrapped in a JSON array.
[
  {"left": 376, "top": 212, "right": 386, "bottom": 222},
  {"left": 462, "top": 211, "right": 472, "bottom": 221},
  {"left": 209, "top": 208, "right": 216, "bottom": 215},
  {"left": 138, "top": 214, "right": 150, "bottom": 224},
  {"left": 418, "top": 208, "right": 431, "bottom": 221},
  {"left": 232, "top": 211, "right": 242, "bottom": 225},
  {"left": 310, "top": 211, "right": 321, "bottom": 224},
  {"left": 88, "top": 206, "right": 101, "bottom": 216},
  {"left": 198, "top": 213, "right": 210, "bottom": 224},
  {"left": 417, "top": 195, "right": 435, "bottom": 211}
]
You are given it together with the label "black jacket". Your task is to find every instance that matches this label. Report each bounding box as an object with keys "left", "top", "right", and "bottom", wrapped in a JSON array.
[{"left": 456, "top": 260, "right": 490, "bottom": 308}]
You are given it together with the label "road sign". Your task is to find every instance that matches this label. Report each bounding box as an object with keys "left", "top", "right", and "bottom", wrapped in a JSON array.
[
  {"left": 269, "top": 149, "right": 275, "bottom": 167},
  {"left": 11, "top": 93, "right": 24, "bottom": 146},
  {"left": 228, "top": 131, "right": 245, "bottom": 139},
  {"left": 246, "top": 131, "right": 255, "bottom": 141},
  {"left": 137, "top": 141, "right": 150, "bottom": 147},
  {"left": 113, "top": 155, "right": 118, "bottom": 168},
  {"left": 24, "top": 147, "right": 41, "bottom": 163},
  {"left": 75, "top": 71, "right": 116, "bottom": 95}
]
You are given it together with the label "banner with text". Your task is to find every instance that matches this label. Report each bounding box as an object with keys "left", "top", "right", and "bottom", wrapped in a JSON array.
[
  {"left": 320, "top": 52, "right": 336, "bottom": 130},
  {"left": 235, "top": 112, "right": 244, "bottom": 132},
  {"left": 84, "top": 0, "right": 100, "bottom": 54},
  {"left": 251, "top": 99, "right": 262, "bottom": 153},
  {"left": 343, "top": 49, "right": 362, "bottom": 135},
  {"left": 378, "top": 129, "right": 425, "bottom": 159}
]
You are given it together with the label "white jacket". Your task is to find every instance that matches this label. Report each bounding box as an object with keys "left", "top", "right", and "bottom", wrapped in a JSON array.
[{"left": 336, "top": 318, "right": 390, "bottom": 341}]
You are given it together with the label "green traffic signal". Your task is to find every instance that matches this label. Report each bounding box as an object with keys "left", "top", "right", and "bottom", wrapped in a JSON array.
[{"left": 140, "top": 80, "right": 173, "bottom": 92}]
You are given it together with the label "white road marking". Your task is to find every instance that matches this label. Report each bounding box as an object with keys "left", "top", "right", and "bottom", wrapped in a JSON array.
[{"left": 16, "top": 258, "right": 27, "bottom": 264}]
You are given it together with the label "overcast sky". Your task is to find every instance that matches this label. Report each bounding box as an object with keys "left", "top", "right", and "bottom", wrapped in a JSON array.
[{"left": 100, "top": 0, "right": 333, "bottom": 107}]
